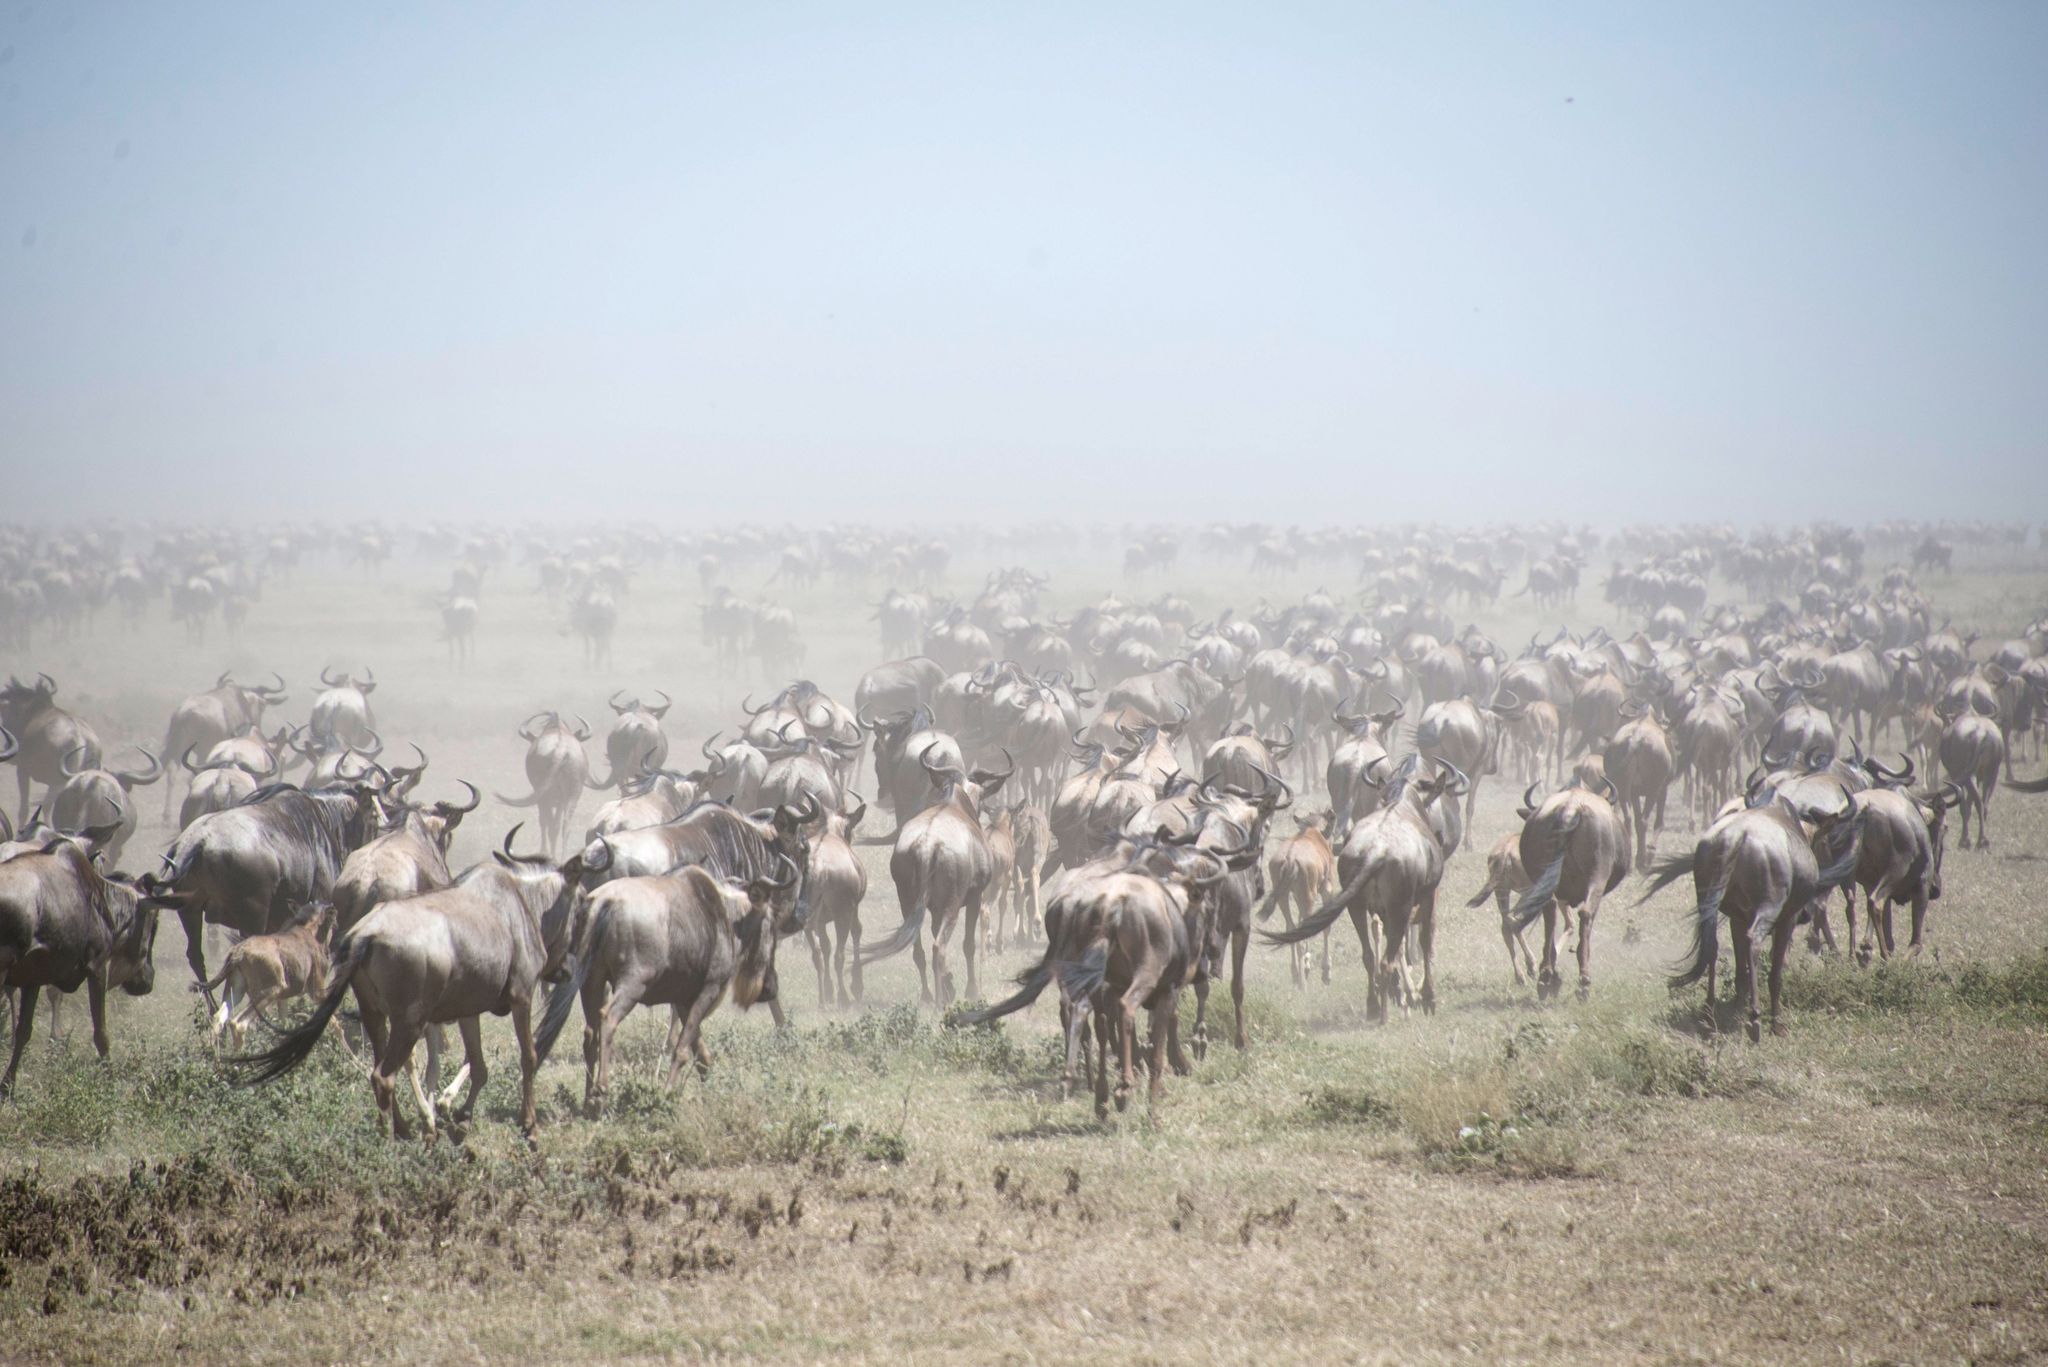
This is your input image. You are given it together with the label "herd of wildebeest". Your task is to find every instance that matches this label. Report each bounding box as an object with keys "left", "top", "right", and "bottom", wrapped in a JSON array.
[{"left": 3, "top": 517, "right": 2046, "bottom": 1135}]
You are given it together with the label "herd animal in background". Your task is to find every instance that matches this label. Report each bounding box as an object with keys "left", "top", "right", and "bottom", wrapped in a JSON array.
[{"left": 3, "top": 517, "right": 2048, "bottom": 1132}]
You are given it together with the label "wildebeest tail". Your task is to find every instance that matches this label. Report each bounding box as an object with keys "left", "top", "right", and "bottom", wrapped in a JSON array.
[
  {"left": 494, "top": 786, "right": 542, "bottom": 808},
  {"left": 859, "top": 893, "right": 926, "bottom": 963},
  {"left": 1056, "top": 942, "right": 1109, "bottom": 1002},
  {"left": 1634, "top": 846, "right": 1699, "bottom": 906},
  {"left": 2010, "top": 772, "right": 2048, "bottom": 794},
  {"left": 955, "top": 953, "right": 1056, "bottom": 1026},
  {"left": 1668, "top": 856, "right": 1733, "bottom": 990},
  {"left": 1463, "top": 873, "right": 1498, "bottom": 909},
  {"left": 1812, "top": 826, "right": 1864, "bottom": 892},
  {"left": 1263, "top": 858, "right": 1379, "bottom": 946},
  {"left": 1506, "top": 813, "right": 1580, "bottom": 931},
  {"left": 231, "top": 938, "right": 366, "bottom": 1086},
  {"left": 535, "top": 903, "right": 610, "bottom": 1065}
]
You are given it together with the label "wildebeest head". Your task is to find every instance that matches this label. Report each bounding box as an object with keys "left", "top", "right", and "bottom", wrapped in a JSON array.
[{"left": 0, "top": 673, "right": 58, "bottom": 727}]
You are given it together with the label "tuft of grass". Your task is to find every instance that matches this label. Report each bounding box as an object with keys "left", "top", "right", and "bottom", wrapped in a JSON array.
[{"left": 1781, "top": 950, "right": 2048, "bottom": 1023}]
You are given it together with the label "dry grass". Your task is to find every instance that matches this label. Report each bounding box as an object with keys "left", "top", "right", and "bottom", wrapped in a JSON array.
[{"left": 3, "top": 542, "right": 2047, "bottom": 1362}]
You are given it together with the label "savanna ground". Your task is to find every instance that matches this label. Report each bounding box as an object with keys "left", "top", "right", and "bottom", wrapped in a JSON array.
[{"left": 5, "top": 536, "right": 2048, "bottom": 1364}]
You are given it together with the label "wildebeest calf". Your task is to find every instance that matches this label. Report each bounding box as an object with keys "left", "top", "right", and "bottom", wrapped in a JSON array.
[{"left": 197, "top": 900, "right": 334, "bottom": 1053}]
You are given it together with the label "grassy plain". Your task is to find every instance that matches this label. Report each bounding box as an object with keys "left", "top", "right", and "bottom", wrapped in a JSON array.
[{"left": 4, "top": 538, "right": 2048, "bottom": 1364}]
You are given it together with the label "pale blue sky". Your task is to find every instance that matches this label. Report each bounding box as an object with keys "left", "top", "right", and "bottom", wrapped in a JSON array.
[{"left": 3, "top": 3, "right": 2044, "bottom": 523}]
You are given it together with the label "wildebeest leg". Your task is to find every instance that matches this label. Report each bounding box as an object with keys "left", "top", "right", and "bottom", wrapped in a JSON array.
[
  {"left": 961, "top": 897, "right": 983, "bottom": 1002},
  {"left": 1093, "top": 997, "right": 1113, "bottom": 1120},
  {"left": 1062, "top": 998, "right": 1092, "bottom": 1099},
  {"left": 1146, "top": 997, "right": 1172, "bottom": 1109},
  {"left": 1730, "top": 921, "right": 1760, "bottom": 1044},
  {"left": 1229, "top": 924, "right": 1250, "bottom": 1049},
  {"left": 14, "top": 767, "right": 28, "bottom": 826},
  {"left": 405, "top": 1050, "right": 441, "bottom": 1140},
  {"left": 1416, "top": 890, "right": 1439, "bottom": 1015},
  {"left": 1114, "top": 996, "right": 1146, "bottom": 1123},
  {"left": 511, "top": 996, "right": 539, "bottom": 1137},
  {"left": 1576, "top": 881, "right": 1607, "bottom": 1001},
  {"left": 1496, "top": 887, "right": 1523, "bottom": 985},
  {"left": 1766, "top": 917, "right": 1796, "bottom": 1038},
  {"left": 181, "top": 908, "right": 217, "bottom": 1012},
  {"left": 1536, "top": 905, "right": 1561, "bottom": 1001},
  {"left": 847, "top": 916, "right": 864, "bottom": 1004},
  {"left": 663, "top": 1007, "right": 684, "bottom": 1063},
  {"left": 671, "top": 983, "right": 721, "bottom": 1081},
  {"left": 1805, "top": 896, "right": 1836, "bottom": 955},
  {"left": 579, "top": 980, "right": 607, "bottom": 1117},
  {"left": 377, "top": 1020, "right": 423, "bottom": 1141},
  {"left": 1271, "top": 880, "right": 1304, "bottom": 989},
  {"left": 451, "top": 1015, "right": 488, "bottom": 1123},
  {"left": 1187, "top": 964, "right": 1210, "bottom": 1061},
  {"left": 808, "top": 923, "right": 832, "bottom": 1008},
  {"left": 598, "top": 984, "right": 647, "bottom": 1110},
  {"left": 1, "top": 984, "right": 38, "bottom": 1099},
  {"left": 1351, "top": 906, "right": 1381, "bottom": 1020},
  {"left": 909, "top": 935, "right": 933, "bottom": 1005}
]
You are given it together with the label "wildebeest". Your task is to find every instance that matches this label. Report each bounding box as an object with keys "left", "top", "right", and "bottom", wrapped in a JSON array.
[
  {"left": 803, "top": 800, "right": 870, "bottom": 1008},
  {"left": 860, "top": 747, "right": 1012, "bottom": 1005},
  {"left": 1259, "top": 811, "right": 1336, "bottom": 988},
  {"left": 1828, "top": 782, "right": 1958, "bottom": 960},
  {"left": 590, "top": 691, "right": 670, "bottom": 789},
  {"left": 176, "top": 741, "right": 278, "bottom": 829},
  {"left": 1464, "top": 828, "right": 1538, "bottom": 985},
  {"left": 1, "top": 839, "right": 159, "bottom": 1098},
  {"left": 329, "top": 781, "right": 482, "bottom": 936},
  {"left": 963, "top": 839, "right": 1227, "bottom": 1117},
  {"left": 1262, "top": 756, "right": 1466, "bottom": 1021},
  {"left": 496, "top": 711, "right": 593, "bottom": 857},
  {"left": 197, "top": 899, "right": 334, "bottom": 1053},
  {"left": 1602, "top": 704, "right": 1674, "bottom": 864},
  {"left": 52, "top": 744, "right": 163, "bottom": 867},
  {"left": 563, "top": 857, "right": 799, "bottom": 1114},
  {"left": 309, "top": 667, "right": 379, "bottom": 753},
  {"left": 1, "top": 674, "right": 102, "bottom": 825},
  {"left": 1644, "top": 800, "right": 1860, "bottom": 1040},
  {"left": 1503, "top": 779, "right": 1632, "bottom": 1000},
  {"left": 236, "top": 833, "right": 584, "bottom": 1139},
  {"left": 1938, "top": 710, "right": 2007, "bottom": 849},
  {"left": 153, "top": 781, "right": 385, "bottom": 1004},
  {"left": 160, "top": 672, "right": 288, "bottom": 817}
]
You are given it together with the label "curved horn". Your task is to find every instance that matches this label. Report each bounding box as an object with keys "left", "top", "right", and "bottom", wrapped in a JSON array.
[
  {"left": 609, "top": 689, "right": 635, "bottom": 714},
  {"left": 121, "top": 746, "right": 164, "bottom": 787},
  {"left": 740, "top": 693, "right": 772, "bottom": 716},
  {"left": 517, "top": 711, "right": 550, "bottom": 742},
  {"left": 262, "top": 671, "right": 288, "bottom": 698},
  {"left": 60, "top": 743, "right": 89, "bottom": 779},
  {"left": 357, "top": 665, "right": 376, "bottom": 693},
  {"left": 320, "top": 665, "right": 345, "bottom": 687},
  {"left": 1251, "top": 763, "right": 1294, "bottom": 810},
  {"left": 761, "top": 850, "right": 800, "bottom": 891},
  {"left": 445, "top": 779, "right": 481, "bottom": 813},
  {"left": 0, "top": 724, "right": 14, "bottom": 765},
  {"left": 356, "top": 728, "right": 385, "bottom": 758},
  {"left": 649, "top": 689, "right": 672, "bottom": 719},
  {"left": 573, "top": 714, "right": 592, "bottom": 741},
  {"left": 179, "top": 743, "right": 202, "bottom": 774}
]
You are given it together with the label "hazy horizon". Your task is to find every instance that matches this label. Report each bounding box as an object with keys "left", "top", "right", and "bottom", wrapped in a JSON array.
[{"left": 5, "top": 4, "right": 2046, "bottom": 524}]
